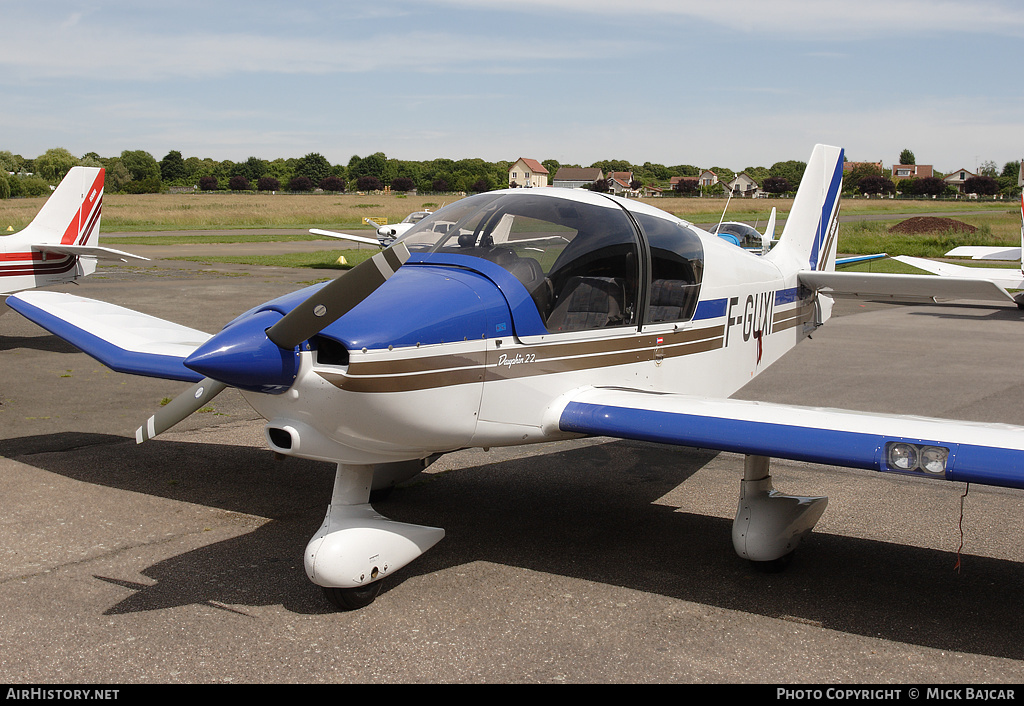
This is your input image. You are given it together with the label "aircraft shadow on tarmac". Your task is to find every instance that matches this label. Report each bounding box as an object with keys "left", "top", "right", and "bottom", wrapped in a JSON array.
[
  {"left": 843, "top": 297, "right": 1024, "bottom": 321},
  {"left": 0, "top": 331, "right": 83, "bottom": 355},
  {"left": 3, "top": 431, "right": 1024, "bottom": 659}
]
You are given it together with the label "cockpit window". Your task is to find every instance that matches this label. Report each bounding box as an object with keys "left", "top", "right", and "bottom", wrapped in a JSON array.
[
  {"left": 634, "top": 213, "right": 704, "bottom": 324},
  {"left": 400, "top": 192, "right": 641, "bottom": 332}
]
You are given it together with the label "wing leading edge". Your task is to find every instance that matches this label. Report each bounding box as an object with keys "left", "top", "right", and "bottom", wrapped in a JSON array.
[
  {"left": 556, "top": 388, "right": 1024, "bottom": 491},
  {"left": 8, "top": 291, "right": 209, "bottom": 382}
]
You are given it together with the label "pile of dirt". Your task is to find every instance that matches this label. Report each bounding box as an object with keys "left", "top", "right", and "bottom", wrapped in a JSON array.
[{"left": 887, "top": 216, "right": 977, "bottom": 235}]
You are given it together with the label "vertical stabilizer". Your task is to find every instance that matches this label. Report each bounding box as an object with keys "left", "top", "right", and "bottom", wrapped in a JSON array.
[
  {"left": 0, "top": 167, "right": 145, "bottom": 296},
  {"left": 765, "top": 144, "right": 844, "bottom": 274},
  {"left": 9, "top": 167, "right": 104, "bottom": 248}
]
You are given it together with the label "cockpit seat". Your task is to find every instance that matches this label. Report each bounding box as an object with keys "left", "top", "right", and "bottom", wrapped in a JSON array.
[
  {"left": 648, "top": 278, "right": 699, "bottom": 322},
  {"left": 546, "top": 276, "right": 624, "bottom": 331}
]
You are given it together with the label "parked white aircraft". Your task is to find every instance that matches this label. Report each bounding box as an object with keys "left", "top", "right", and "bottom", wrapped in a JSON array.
[
  {"left": 893, "top": 194, "right": 1024, "bottom": 303},
  {"left": 312, "top": 211, "right": 435, "bottom": 249},
  {"left": 10, "top": 145, "right": 1024, "bottom": 610},
  {"left": 0, "top": 167, "right": 146, "bottom": 303}
]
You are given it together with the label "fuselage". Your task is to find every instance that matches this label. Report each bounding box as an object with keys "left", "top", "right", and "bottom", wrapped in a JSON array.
[{"left": 218, "top": 189, "right": 821, "bottom": 466}]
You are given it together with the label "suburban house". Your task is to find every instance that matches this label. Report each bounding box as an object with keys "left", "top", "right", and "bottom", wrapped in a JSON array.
[
  {"left": 552, "top": 167, "right": 604, "bottom": 189},
  {"left": 508, "top": 158, "right": 549, "bottom": 188},
  {"left": 891, "top": 164, "right": 934, "bottom": 180},
  {"left": 725, "top": 172, "right": 762, "bottom": 198},
  {"left": 943, "top": 168, "right": 977, "bottom": 193},
  {"left": 608, "top": 171, "right": 638, "bottom": 197},
  {"left": 698, "top": 170, "right": 718, "bottom": 187}
]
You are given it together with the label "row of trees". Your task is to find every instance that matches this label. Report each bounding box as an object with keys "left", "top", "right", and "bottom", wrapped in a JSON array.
[
  {"left": 0, "top": 146, "right": 814, "bottom": 199},
  {"left": 0, "top": 148, "right": 516, "bottom": 198},
  {"left": 1, "top": 147, "right": 1019, "bottom": 200}
]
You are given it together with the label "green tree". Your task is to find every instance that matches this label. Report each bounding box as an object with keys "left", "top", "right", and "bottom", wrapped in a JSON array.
[
  {"left": 978, "top": 160, "right": 998, "bottom": 178},
  {"left": 160, "top": 150, "right": 187, "bottom": 183},
  {"left": 294, "top": 152, "right": 331, "bottom": 185},
  {"left": 120, "top": 150, "right": 161, "bottom": 184},
  {"left": 0, "top": 150, "right": 23, "bottom": 173},
  {"left": 105, "top": 160, "right": 134, "bottom": 192},
  {"left": 34, "top": 148, "right": 79, "bottom": 183},
  {"left": 769, "top": 160, "right": 806, "bottom": 188},
  {"left": 899, "top": 149, "right": 915, "bottom": 165},
  {"left": 349, "top": 152, "right": 387, "bottom": 183}
]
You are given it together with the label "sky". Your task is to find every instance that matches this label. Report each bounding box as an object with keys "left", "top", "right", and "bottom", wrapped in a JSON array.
[{"left": 2, "top": 0, "right": 1023, "bottom": 174}]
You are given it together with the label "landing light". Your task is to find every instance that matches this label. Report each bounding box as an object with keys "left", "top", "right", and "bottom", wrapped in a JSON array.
[
  {"left": 888, "top": 443, "right": 917, "bottom": 471},
  {"left": 885, "top": 442, "right": 949, "bottom": 476}
]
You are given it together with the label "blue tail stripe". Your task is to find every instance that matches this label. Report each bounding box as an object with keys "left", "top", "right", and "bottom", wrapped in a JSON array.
[{"left": 808, "top": 148, "right": 845, "bottom": 271}]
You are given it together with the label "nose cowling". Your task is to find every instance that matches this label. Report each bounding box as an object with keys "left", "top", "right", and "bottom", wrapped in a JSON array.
[{"left": 184, "top": 309, "right": 300, "bottom": 393}]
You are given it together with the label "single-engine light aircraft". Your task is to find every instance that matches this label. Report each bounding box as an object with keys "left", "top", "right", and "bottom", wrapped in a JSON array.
[
  {"left": 10, "top": 145, "right": 1024, "bottom": 610},
  {"left": 0, "top": 167, "right": 147, "bottom": 306},
  {"left": 312, "top": 211, "right": 435, "bottom": 249}
]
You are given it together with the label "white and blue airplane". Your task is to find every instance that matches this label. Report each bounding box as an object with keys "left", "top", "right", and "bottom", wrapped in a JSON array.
[
  {"left": 0, "top": 167, "right": 147, "bottom": 304},
  {"left": 8, "top": 145, "right": 1024, "bottom": 610}
]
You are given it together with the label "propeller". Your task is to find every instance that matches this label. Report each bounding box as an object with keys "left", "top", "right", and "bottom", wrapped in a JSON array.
[
  {"left": 134, "top": 241, "right": 412, "bottom": 443},
  {"left": 136, "top": 378, "right": 227, "bottom": 443},
  {"left": 265, "top": 242, "right": 410, "bottom": 350}
]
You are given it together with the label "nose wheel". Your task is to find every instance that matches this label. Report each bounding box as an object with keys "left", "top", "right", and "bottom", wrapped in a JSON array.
[
  {"left": 323, "top": 582, "right": 384, "bottom": 611},
  {"left": 306, "top": 463, "right": 445, "bottom": 610}
]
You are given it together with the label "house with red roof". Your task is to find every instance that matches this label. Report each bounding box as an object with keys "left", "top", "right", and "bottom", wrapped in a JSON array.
[{"left": 508, "top": 158, "right": 549, "bottom": 188}]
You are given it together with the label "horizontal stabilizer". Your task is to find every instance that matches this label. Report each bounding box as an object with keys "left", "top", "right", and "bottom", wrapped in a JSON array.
[
  {"left": 7, "top": 291, "right": 210, "bottom": 381},
  {"left": 31, "top": 244, "right": 150, "bottom": 262},
  {"left": 835, "top": 253, "right": 886, "bottom": 266},
  {"left": 557, "top": 388, "right": 1024, "bottom": 490},
  {"left": 799, "top": 270, "right": 1015, "bottom": 303}
]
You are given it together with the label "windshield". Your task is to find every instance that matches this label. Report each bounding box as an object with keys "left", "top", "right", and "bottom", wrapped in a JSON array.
[{"left": 399, "top": 191, "right": 642, "bottom": 332}]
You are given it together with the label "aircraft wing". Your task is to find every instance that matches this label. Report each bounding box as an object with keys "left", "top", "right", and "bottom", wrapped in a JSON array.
[
  {"left": 799, "top": 270, "right": 1016, "bottom": 303},
  {"left": 555, "top": 387, "right": 1024, "bottom": 490},
  {"left": 890, "top": 256, "right": 1024, "bottom": 291},
  {"left": 7, "top": 291, "right": 209, "bottom": 382},
  {"left": 309, "top": 228, "right": 380, "bottom": 246},
  {"left": 945, "top": 246, "right": 1021, "bottom": 261},
  {"left": 31, "top": 244, "right": 150, "bottom": 262}
]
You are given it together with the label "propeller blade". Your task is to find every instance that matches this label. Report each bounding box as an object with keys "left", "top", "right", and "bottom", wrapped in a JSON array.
[
  {"left": 136, "top": 378, "right": 227, "bottom": 443},
  {"left": 265, "top": 241, "right": 410, "bottom": 350}
]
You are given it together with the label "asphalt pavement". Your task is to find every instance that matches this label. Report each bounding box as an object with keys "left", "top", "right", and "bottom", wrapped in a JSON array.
[{"left": 2, "top": 244, "right": 1024, "bottom": 684}]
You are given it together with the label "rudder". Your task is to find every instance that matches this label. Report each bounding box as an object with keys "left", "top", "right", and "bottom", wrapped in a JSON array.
[
  {"left": 766, "top": 145, "right": 844, "bottom": 274},
  {"left": 12, "top": 167, "right": 104, "bottom": 248}
]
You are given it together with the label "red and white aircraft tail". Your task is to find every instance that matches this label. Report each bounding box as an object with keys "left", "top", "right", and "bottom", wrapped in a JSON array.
[{"left": 1, "top": 166, "right": 146, "bottom": 297}]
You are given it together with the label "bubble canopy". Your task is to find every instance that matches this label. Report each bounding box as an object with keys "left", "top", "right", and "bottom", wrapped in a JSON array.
[{"left": 398, "top": 190, "right": 705, "bottom": 332}]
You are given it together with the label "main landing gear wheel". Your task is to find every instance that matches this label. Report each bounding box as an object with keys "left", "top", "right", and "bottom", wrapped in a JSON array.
[
  {"left": 322, "top": 581, "right": 384, "bottom": 611},
  {"left": 749, "top": 551, "right": 795, "bottom": 574}
]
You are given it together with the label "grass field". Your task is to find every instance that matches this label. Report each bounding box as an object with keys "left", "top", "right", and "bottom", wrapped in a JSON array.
[
  {"left": 1, "top": 190, "right": 1016, "bottom": 232},
  {"left": 2, "top": 190, "right": 1019, "bottom": 270}
]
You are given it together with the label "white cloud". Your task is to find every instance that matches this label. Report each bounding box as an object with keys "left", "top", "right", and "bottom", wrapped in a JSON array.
[{"left": 428, "top": 0, "right": 1024, "bottom": 38}]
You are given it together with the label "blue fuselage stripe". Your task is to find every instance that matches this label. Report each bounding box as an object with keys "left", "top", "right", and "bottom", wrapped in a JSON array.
[{"left": 694, "top": 298, "right": 727, "bottom": 320}]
